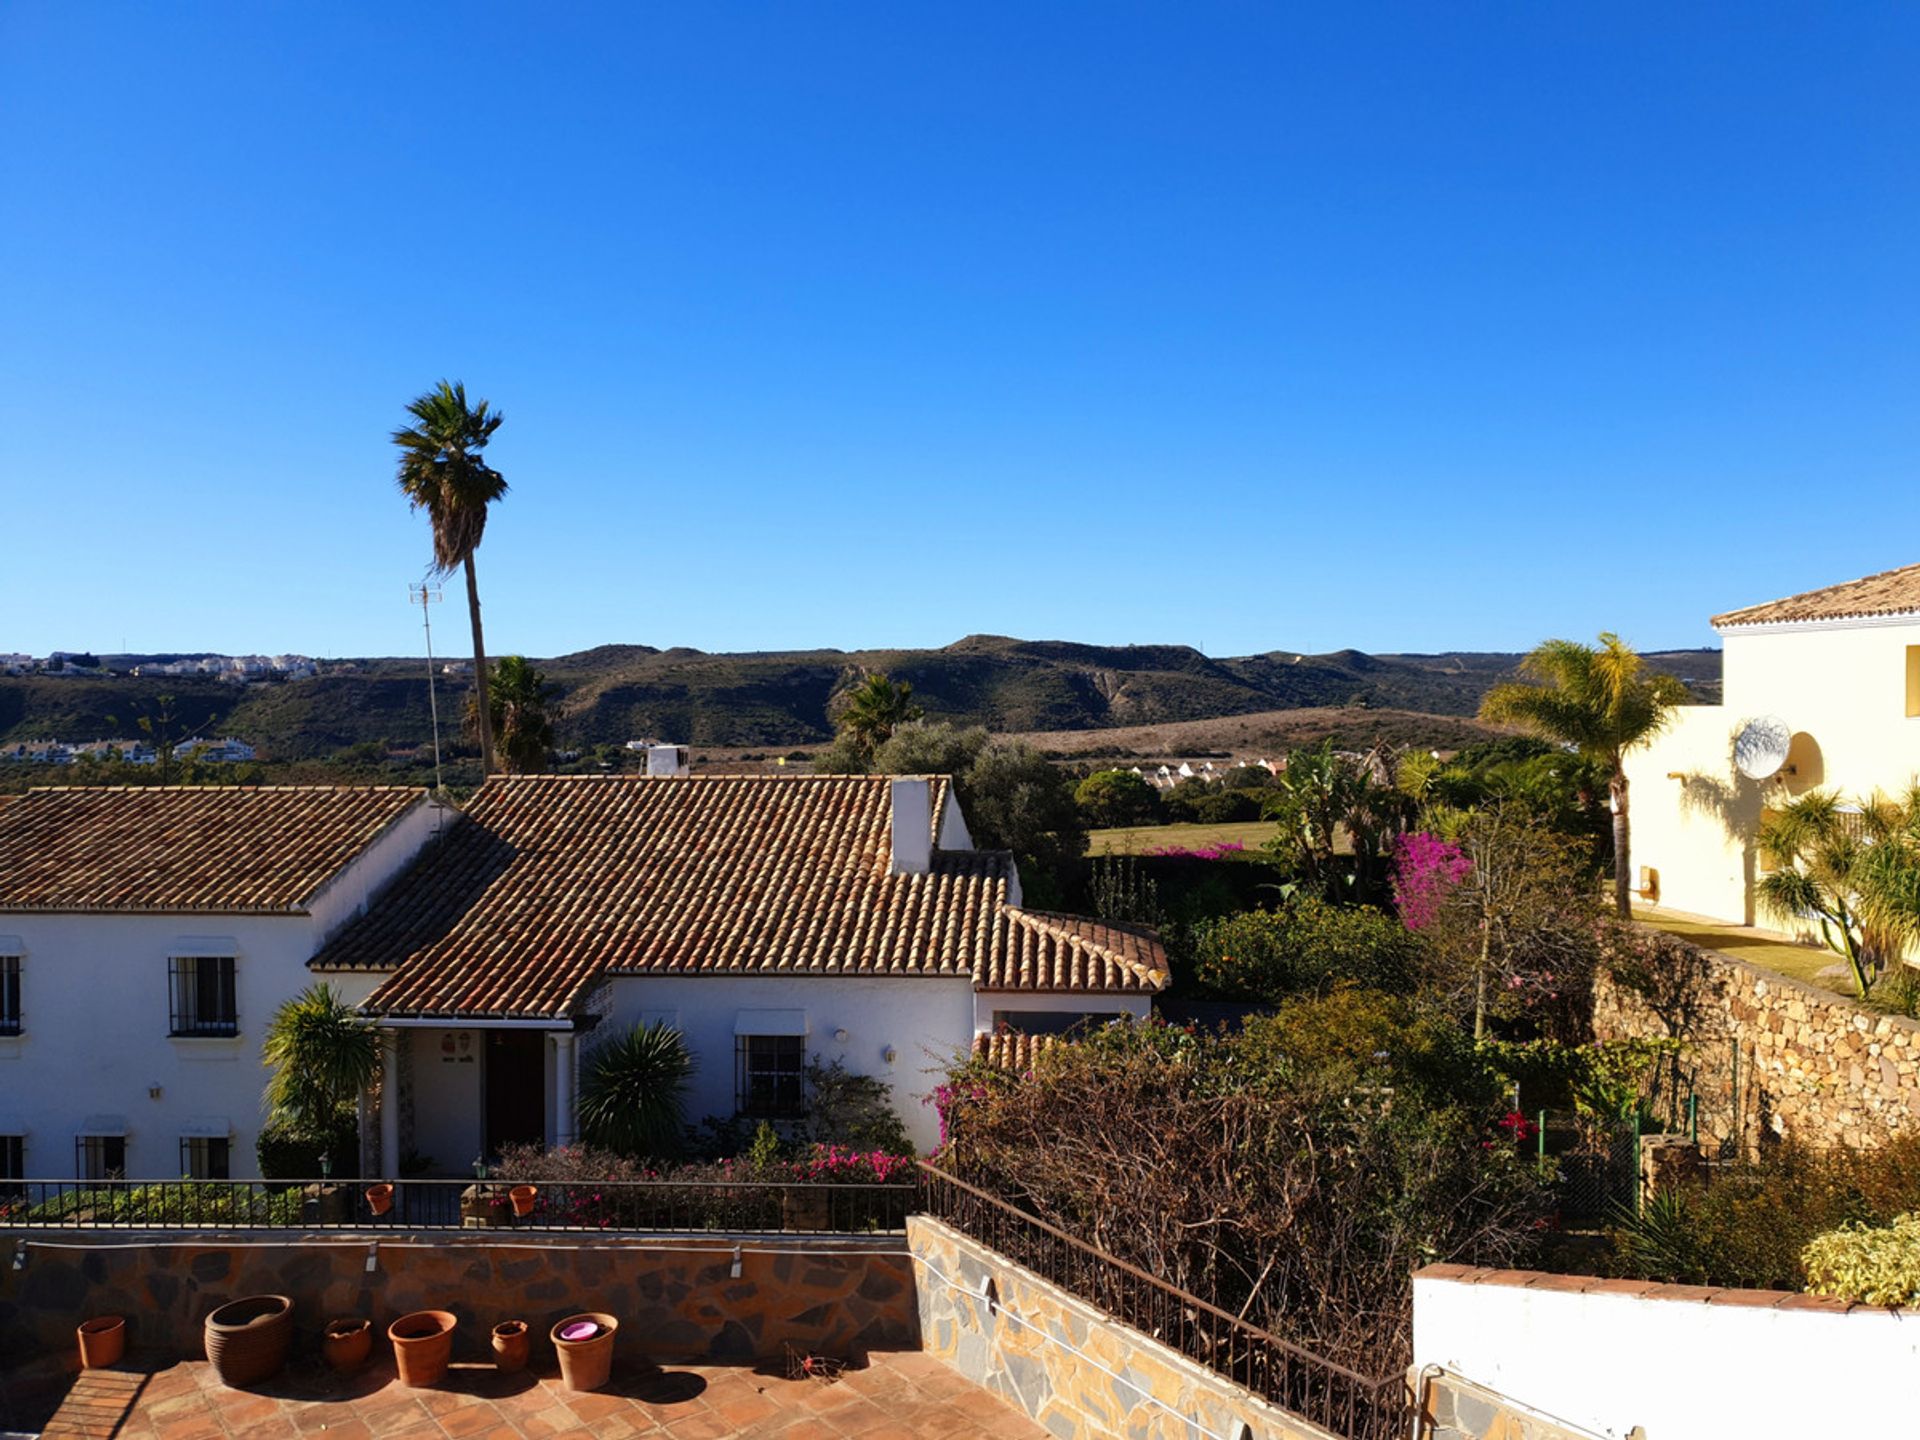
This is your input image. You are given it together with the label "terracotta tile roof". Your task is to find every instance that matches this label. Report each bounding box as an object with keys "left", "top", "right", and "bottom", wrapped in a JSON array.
[
  {"left": 0, "top": 786, "right": 427, "bottom": 913},
  {"left": 1713, "top": 562, "right": 1920, "bottom": 628},
  {"left": 315, "top": 773, "right": 1167, "bottom": 1021}
]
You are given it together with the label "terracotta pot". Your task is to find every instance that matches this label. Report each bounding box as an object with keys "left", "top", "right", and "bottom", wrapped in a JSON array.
[
  {"left": 77, "top": 1316, "right": 126, "bottom": 1370},
  {"left": 365, "top": 1183, "right": 394, "bottom": 1217},
  {"left": 388, "top": 1310, "right": 457, "bottom": 1388},
  {"left": 491, "top": 1320, "right": 530, "bottom": 1373},
  {"left": 204, "top": 1295, "right": 293, "bottom": 1388},
  {"left": 550, "top": 1313, "right": 618, "bottom": 1392},
  {"left": 509, "top": 1184, "right": 538, "bottom": 1218},
  {"left": 322, "top": 1317, "right": 372, "bottom": 1373}
]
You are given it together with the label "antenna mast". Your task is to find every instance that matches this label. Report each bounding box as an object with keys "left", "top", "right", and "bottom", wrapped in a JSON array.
[{"left": 409, "top": 581, "right": 446, "bottom": 792}]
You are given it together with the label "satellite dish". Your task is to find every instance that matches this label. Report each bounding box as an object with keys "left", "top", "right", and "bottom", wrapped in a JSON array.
[{"left": 1734, "top": 716, "right": 1792, "bottom": 780}]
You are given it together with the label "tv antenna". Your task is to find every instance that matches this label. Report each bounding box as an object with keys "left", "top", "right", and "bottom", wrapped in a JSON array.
[{"left": 409, "top": 581, "right": 446, "bottom": 792}]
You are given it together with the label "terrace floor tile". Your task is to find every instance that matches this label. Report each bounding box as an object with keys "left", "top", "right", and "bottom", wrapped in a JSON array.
[{"left": 0, "top": 1354, "right": 1044, "bottom": 1440}]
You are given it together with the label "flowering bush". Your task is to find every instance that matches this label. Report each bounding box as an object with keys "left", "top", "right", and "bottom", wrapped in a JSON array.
[
  {"left": 1390, "top": 832, "right": 1473, "bottom": 931},
  {"left": 1144, "top": 841, "right": 1245, "bottom": 860},
  {"left": 787, "top": 1144, "right": 916, "bottom": 1184}
]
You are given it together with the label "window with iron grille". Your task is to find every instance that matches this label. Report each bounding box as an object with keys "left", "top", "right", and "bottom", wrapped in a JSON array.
[
  {"left": 0, "top": 1135, "right": 23, "bottom": 1196},
  {"left": 180, "top": 1136, "right": 230, "bottom": 1180},
  {"left": 0, "top": 955, "right": 18, "bottom": 1035},
  {"left": 735, "top": 1034, "right": 806, "bottom": 1118},
  {"left": 168, "top": 955, "right": 237, "bottom": 1036},
  {"left": 77, "top": 1135, "right": 125, "bottom": 1181}
]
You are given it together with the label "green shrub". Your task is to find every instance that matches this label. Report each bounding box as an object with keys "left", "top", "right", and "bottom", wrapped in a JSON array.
[
  {"left": 578, "top": 1021, "right": 694, "bottom": 1158},
  {"left": 1802, "top": 1212, "right": 1920, "bottom": 1306},
  {"left": 1193, "top": 897, "right": 1420, "bottom": 1002},
  {"left": 803, "top": 1059, "right": 914, "bottom": 1155},
  {"left": 1075, "top": 769, "right": 1162, "bottom": 827},
  {"left": 256, "top": 1114, "right": 357, "bottom": 1180}
]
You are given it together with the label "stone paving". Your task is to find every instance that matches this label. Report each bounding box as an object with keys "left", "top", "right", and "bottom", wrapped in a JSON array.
[{"left": 0, "top": 1348, "right": 1046, "bottom": 1440}]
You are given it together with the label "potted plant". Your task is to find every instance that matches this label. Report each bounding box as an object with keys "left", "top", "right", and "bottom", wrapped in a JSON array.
[
  {"left": 550, "top": 1312, "right": 618, "bottom": 1392},
  {"left": 388, "top": 1310, "right": 457, "bottom": 1388},
  {"left": 509, "top": 1184, "right": 538, "bottom": 1218},
  {"left": 365, "top": 1183, "right": 394, "bottom": 1217},
  {"left": 205, "top": 1295, "right": 294, "bottom": 1387},
  {"left": 322, "top": 1317, "right": 372, "bottom": 1372},
  {"left": 77, "top": 1316, "right": 126, "bottom": 1370},
  {"left": 491, "top": 1319, "right": 530, "bottom": 1373}
]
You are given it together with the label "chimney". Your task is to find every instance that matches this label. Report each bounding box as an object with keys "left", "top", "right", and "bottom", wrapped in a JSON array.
[
  {"left": 889, "top": 777, "right": 932, "bottom": 874},
  {"left": 646, "top": 744, "right": 690, "bottom": 777}
]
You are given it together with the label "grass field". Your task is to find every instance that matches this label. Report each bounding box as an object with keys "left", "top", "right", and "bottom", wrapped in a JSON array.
[
  {"left": 1087, "top": 820, "right": 1281, "bottom": 856},
  {"left": 1632, "top": 907, "right": 1848, "bottom": 992}
]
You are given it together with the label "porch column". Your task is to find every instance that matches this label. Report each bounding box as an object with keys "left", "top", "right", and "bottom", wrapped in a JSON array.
[
  {"left": 379, "top": 1028, "right": 401, "bottom": 1178},
  {"left": 553, "top": 1030, "right": 578, "bottom": 1147}
]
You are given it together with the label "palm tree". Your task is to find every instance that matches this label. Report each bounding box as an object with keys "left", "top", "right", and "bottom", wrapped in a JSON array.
[
  {"left": 578, "top": 1022, "right": 695, "bottom": 1158},
  {"left": 393, "top": 381, "right": 508, "bottom": 774},
  {"left": 465, "top": 655, "right": 558, "bottom": 773},
  {"left": 262, "top": 984, "right": 381, "bottom": 1154},
  {"left": 1479, "top": 634, "right": 1688, "bottom": 918},
  {"left": 1756, "top": 790, "right": 1917, "bottom": 999},
  {"left": 834, "top": 672, "right": 924, "bottom": 762}
]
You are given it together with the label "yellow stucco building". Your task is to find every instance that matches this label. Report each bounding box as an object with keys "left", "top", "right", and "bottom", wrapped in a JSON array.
[{"left": 1625, "top": 562, "right": 1920, "bottom": 929}]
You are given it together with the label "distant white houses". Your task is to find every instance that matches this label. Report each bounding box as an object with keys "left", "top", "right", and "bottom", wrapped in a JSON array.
[
  {"left": 0, "top": 737, "right": 250, "bottom": 766},
  {"left": 130, "top": 654, "right": 316, "bottom": 681},
  {"left": 173, "top": 737, "right": 257, "bottom": 764}
]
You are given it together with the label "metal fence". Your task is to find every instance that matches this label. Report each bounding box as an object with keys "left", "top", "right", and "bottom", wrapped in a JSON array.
[
  {"left": 1529, "top": 1108, "right": 1641, "bottom": 1224},
  {"left": 0, "top": 1175, "right": 915, "bottom": 1235},
  {"left": 918, "top": 1164, "right": 1409, "bottom": 1440}
]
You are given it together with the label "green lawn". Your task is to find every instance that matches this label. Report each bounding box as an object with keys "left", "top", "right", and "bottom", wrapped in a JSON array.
[
  {"left": 1088, "top": 820, "right": 1280, "bottom": 856},
  {"left": 1631, "top": 908, "right": 1849, "bottom": 993}
]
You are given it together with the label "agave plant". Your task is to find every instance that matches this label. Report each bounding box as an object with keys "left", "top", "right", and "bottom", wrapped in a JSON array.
[{"left": 578, "top": 1021, "right": 695, "bottom": 1158}]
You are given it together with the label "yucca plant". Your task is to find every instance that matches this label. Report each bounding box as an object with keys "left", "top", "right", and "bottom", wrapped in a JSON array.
[
  {"left": 578, "top": 1022, "right": 695, "bottom": 1158},
  {"left": 261, "top": 984, "right": 380, "bottom": 1151}
]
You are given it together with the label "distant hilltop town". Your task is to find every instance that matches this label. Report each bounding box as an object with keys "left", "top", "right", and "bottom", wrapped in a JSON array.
[
  {"left": 0, "top": 651, "right": 319, "bottom": 680},
  {"left": 0, "top": 736, "right": 257, "bottom": 766}
]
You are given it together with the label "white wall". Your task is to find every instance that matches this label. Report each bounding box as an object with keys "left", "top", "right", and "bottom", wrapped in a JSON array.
[
  {"left": 0, "top": 796, "right": 437, "bottom": 1180},
  {"left": 603, "top": 974, "right": 977, "bottom": 1152},
  {"left": 1412, "top": 1271, "right": 1920, "bottom": 1438},
  {"left": 1626, "top": 615, "right": 1920, "bottom": 927},
  {"left": 403, "top": 1028, "right": 484, "bottom": 1175}
]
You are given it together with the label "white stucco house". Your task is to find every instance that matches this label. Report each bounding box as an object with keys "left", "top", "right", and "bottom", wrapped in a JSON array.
[
  {"left": 314, "top": 772, "right": 1166, "bottom": 1169},
  {"left": 1624, "top": 562, "right": 1920, "bottom": 930},
  {"left": 0, "top": 772, "right": 1165, "bottom": 1180},
  {"left": 0, "top": 785, "right": 448, "bottom": 1183}
]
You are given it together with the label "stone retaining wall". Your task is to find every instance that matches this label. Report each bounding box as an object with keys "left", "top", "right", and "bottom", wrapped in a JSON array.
[
  {"left": 0, "top": 1230, "right": 915, "bottom": 1364},
  {"left": 908, "top": 1215, "right": 1349, "bottom": 1440},
  {"left": 1595, "top": 928, "right": 1920, "bottom": 1148}
]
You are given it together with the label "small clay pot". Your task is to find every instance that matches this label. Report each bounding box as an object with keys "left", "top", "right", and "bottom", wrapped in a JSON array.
[
  {"left": 389, "top": 1310, "right": 457, "bottom": 1388},
  {"left": 491, "top": 1320, "right": 530, "bottom": 1373},
  {"left": 205, "top": 1295, "right": 293, "bottom": 1388},
  {"left": 322, "top": 1317, "right": 372, "bottom": 1373},
  {"left": 509, "top": 1184, "right": 538, "bottom": 1218},
  {"left": 77, "top": 1316, "right": 126, "bottom": 1370},
  {"left": 551, "top": 1312, "right": 618, "bottom": 1392},
  {"left": 365, "top": 1183, "right": 394, "bottom": 1217}
]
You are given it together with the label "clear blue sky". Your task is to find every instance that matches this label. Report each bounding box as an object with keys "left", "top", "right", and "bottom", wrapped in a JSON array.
[{"left": 3, "top": 4, "right": 1915, "bottom": 661}]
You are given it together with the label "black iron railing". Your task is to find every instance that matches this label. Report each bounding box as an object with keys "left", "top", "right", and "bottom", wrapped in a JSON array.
[
  {"left": 917, "top": 1164, "right": 1410, "bottom": 1440},
  {"left": 0, "top": 1175, "right": 916, "bottom": 1235}
]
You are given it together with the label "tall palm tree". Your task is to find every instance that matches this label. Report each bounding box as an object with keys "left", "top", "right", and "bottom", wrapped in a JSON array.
[
  {"left": 393, "top": 381, "right": 508, "bottom": 774},
  {"left": 835, "top": 672, "right": 924, "bottom": 762},
  {"left": 1479, "top": 633, "right": 1688, "bottom": 918},
  {"left": 464, "top": 654, "right": 558, "bottom": 774}
]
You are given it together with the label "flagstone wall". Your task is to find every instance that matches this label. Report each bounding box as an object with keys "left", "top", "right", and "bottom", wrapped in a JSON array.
[{"left": 0, "top": 1231, "right": 916, "bottom": 1364}]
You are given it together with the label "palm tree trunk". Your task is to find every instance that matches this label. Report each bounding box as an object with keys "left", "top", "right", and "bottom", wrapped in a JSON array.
[
  {"left": 1611, "top": 766, "right": 1631, "bottom": 919},
  {"left": 462, "top": 553, "right": 495, "bottom": 775}
]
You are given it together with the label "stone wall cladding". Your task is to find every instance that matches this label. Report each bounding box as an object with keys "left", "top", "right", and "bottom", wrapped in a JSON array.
[
  {"left": 908, "top": 1215, "right": 1347, "bottom": 1440},
  {"left": 1595, "top": 927, "right": 1920, "bottom": 1149},
  {"left": 0, "top": 1231, "right": 915, "bottom": 1364},
  {"left": 1416, "top": 1373, "right": 1593, "bottom": 1440}
]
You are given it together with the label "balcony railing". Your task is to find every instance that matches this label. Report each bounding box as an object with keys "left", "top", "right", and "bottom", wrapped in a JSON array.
[
  {"left": 918, "top": 1163, "right": 1410, "bottom": 1440},
  {"left": 0, "top": 1175, "right": 916, "bottom": 1235}
]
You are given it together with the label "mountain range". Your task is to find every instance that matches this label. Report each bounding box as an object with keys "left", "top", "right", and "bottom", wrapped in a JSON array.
[{"left": 0, "top": 638, "right": 1722, "bottom": 761}]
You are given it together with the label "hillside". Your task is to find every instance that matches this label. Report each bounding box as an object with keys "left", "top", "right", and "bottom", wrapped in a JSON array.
[{"left": 0, "top": 639, "right": 1721, "bottom": 759}]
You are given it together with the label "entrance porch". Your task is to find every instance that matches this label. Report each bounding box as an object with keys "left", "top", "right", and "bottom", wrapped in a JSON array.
[{"left": 374, "top": 1022, "right": 580, "bottom": 1178}]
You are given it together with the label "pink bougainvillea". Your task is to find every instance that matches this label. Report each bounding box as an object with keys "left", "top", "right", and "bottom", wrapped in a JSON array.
[
  {"left": 1144, "top": 841, "right": 1245, "bottom": 859},
  {"left": 1390, "top": 831, "right": 1473, "bottom": 930}
]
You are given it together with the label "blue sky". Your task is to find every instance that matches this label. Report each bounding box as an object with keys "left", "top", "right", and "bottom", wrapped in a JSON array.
[{"left": 3, "top": 4, "right": 1915, "bottom": 661}]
